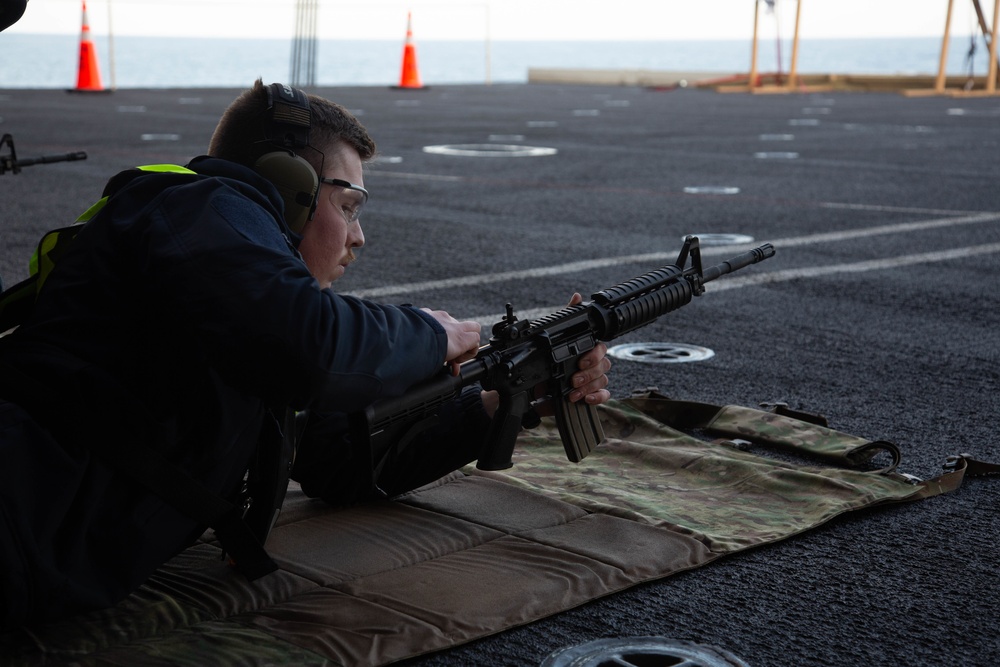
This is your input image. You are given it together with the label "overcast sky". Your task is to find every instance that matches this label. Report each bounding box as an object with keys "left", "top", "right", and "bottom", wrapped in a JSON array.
[{"left": 8, "top": 0, "right": 972, "bottom": 41}]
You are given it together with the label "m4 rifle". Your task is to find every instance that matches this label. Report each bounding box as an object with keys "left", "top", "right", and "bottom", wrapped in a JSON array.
[{"left": 352, "top": 236, "right": 775, "bottom": 473}]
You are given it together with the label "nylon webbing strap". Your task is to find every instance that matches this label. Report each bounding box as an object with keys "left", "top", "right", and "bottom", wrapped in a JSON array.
[
  {"left": 0, "top": 360, "right": 278, "bottom": 581},
  {"left": 911, "top": 455, "right": 1000, "bottom": 499}
]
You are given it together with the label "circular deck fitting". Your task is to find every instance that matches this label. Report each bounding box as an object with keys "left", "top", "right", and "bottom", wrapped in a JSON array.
[
  {"left": 423, "top": 144, "right": 557, "bottom": 157},
  {"left": 688, "top": 233, "right": 755, "bottom": 246},
  {"left": 683, "top": 186, "right": 740, "bottom": 195},
  {"left": 608, "top": 342, "right": 715, "bottom": 364},
  {"left": 542, "top": 637, "right": 749, "bottom": 667},
  {"left": 754, "top": 151, "right": 799, "bottom": 159}
]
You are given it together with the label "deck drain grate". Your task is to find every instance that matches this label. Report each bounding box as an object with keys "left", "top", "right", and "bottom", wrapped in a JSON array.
[
  {"left": 608, "top": 342, "right": 715, "bottom": 364},
  {"left": 541, "top": 637, "right": 749, "bottom": 667}
]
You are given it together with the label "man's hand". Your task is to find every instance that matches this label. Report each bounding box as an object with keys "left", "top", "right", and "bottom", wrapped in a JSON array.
[
  {"left": 421, "top": 308, "right": 481, "bottom": 373},
  {"left": 563, "top": 293, "right": 611, "bottom": 406},
  {"left": 480, "top": 293, "right": 613, "bottom": 419},
  {"left": 566, "top": 341, "right": 612, "bottom": 405}
]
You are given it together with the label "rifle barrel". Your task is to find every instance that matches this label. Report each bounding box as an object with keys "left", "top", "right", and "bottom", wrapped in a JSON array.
[
  {"left": 702, "top": 243, "right": 775, "bottom": 283},
  {"left": 17, "top": 151, "right": 88, "bottom": 168}
]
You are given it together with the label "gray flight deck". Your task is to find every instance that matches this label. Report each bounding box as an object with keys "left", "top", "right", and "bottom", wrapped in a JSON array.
[{"left": 2, "top": 82, "right": 998, "bottom": 666}]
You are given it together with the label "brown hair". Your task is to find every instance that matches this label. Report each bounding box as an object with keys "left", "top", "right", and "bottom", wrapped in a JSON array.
[{"left": 208, "top": 79, "right": 376, "bottom": 173}]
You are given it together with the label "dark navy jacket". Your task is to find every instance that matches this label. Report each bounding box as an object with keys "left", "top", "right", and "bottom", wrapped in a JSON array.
[{"left": 0, "top": 157, "right": 457, "bottom": 625}]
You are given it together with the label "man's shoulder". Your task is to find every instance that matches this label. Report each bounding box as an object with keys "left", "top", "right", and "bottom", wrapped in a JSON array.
[{"left": 102, "top": 157, "right": 266, "bottom": 199}]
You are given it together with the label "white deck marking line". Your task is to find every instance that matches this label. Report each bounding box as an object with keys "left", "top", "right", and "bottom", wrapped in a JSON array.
[
  {"left": 469, "top": 242, "right": 1000, "bottom": 326},
  {"left": 819, "top": 202, "right": 992, "bottom": 216},
  {"left": 372, "top": 171, "right": 465, "bottom": 182},
  {"left": 347, "top": 212, "right": 1000, "bottom": 299},
  {"left": 709, "top": 242, "right": 1000, "bottom": 290},
  {"left": 767, "top": 213, "right": 1000, "bottom": 248}
]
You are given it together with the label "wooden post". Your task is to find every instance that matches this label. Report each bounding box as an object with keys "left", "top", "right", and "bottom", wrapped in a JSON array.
[
  {"left": 988, "top": 0, "right": 999, "bottom": 92},
  {"left": 935, "top": 0, "right": 955, "bottom": 93},
  {"left": 787, "top": 0, "right": 802, "bottom": 90}
]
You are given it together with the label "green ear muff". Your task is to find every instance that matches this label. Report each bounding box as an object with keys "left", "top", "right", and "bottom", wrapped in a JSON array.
[{"left": 254, "top": 151, "right": 318, "bottom": 234}]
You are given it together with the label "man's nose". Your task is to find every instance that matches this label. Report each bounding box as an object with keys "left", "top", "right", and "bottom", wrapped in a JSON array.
[{"left": 350, "top": 223, "right": 365, "bottom": 248}]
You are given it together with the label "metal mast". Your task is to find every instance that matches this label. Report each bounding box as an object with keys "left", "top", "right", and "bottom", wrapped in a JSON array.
[{"left": 290, "top": 0, "right": 318, "bottom": 87}]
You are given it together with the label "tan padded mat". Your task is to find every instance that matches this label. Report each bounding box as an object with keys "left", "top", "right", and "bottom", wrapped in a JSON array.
[{"left": 2, "top": 398, "right": 944, "bottom": 666}]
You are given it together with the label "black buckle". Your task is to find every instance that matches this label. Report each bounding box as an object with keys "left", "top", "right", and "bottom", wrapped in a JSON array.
[{"left": 943, "top": 453, "right": 973, "bottom": 473}]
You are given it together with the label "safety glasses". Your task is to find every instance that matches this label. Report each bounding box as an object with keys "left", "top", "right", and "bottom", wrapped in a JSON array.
[{"left": 319, "top": 177, "right": 369, "bottom": 223}]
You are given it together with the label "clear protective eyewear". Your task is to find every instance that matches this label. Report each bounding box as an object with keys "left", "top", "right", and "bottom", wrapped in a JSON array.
[{"left": 319, "top": 177, "right": 369, "bottom": 224}]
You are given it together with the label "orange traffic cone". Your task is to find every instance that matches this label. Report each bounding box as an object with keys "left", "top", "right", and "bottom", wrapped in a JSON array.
[
  {"left": 395, "top": 12, "right": 423, "bottom": 89},
  {"left": 73, "top": 0, "right": 104, "bottom": 92}
]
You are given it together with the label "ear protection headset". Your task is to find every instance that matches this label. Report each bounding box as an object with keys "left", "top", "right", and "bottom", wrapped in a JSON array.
[{"left": 253, "top": 83, "right": 319, "bottom": 234}]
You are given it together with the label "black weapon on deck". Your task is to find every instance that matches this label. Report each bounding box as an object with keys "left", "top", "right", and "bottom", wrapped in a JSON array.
[{"left": 1, "top": 134, "right": 87, "bottom": 175}]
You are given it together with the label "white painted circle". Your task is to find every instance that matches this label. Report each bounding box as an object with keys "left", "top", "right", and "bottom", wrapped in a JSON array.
[
  {"left": 683, "top": 186, "right": 741, "bottom": 195},
  {"left": 754, "top": 151, "right": 799, "bottom": 159},
  {"left": 423, "top": 144, "right": 557, "bottom": 157},
  {"left": 687, "top": 233, "right": 756, "bottom": 246},
  {"left": 608, "top": 342, "right": 715, "bottom": 364}
]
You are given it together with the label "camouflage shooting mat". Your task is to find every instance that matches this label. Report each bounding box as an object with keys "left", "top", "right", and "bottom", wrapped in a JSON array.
[{"left": 2, "top": 395, "right": 984, "bottom": 667}]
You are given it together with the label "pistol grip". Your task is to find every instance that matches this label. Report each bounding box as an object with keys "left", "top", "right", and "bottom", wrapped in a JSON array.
[
  {"left": 555, "top": 397, "right": 605, "bottom": 463},
  {"left": 477, "top": 391, "right": 532, "bottom": 471}
]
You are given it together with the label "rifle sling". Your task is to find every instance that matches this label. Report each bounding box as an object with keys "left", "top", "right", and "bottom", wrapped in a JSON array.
[{"left": 909, "top": 454, "right": 1000, "bottom": 499}]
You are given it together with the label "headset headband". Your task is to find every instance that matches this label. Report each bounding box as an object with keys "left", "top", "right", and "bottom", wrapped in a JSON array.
[{"left": 264, "top": 83, "right": 311, "bottom": 150}]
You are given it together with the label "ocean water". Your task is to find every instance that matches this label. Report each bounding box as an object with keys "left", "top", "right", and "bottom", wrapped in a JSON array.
[{"left": 0, "top": 33, "right": 994, "bottom": 89}]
